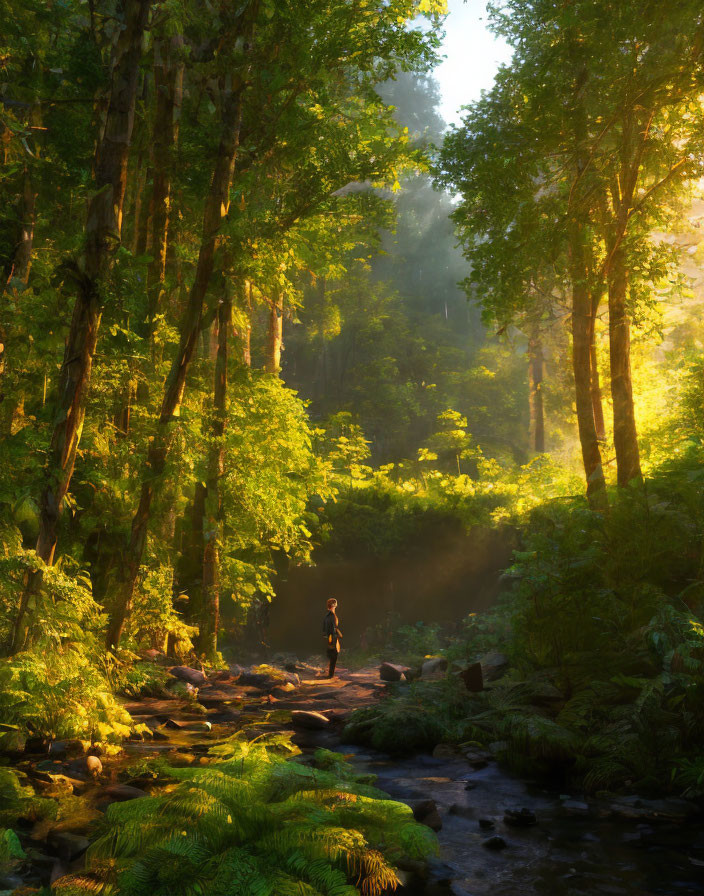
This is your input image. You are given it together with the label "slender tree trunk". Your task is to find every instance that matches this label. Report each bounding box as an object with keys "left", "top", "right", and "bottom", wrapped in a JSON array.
[
  {"left": 0, "top": 161, "right": 36, "bottom": 423},
  {"left": 607, "top": 242, "right": 642, "bottom": 487},
  {"left": 131, "top": 159, "right": 147, "bottom": 254},
  {"left": 147, "top": 35, "right": 184, "bottom": 334},
  {"left": 105, "top": 77, "right": 247, "bottom": 650},
  {"left": 13, "top": 165, "right": 37, "bottom": 285},
  {"left": 568, "top": 56, "right": 607, "bottom": 510},
  {"left": 9, "top": 0, "right": 150, "bottom": 655},
  {"left": 589, "top": 290, "right": 606, "bottom": 442},
  {"left": 528, "top": 330, "right": 545, "bottom": 453},
  {"left": 240, "top": 279, "right": 252, "bottom": 367},
  {"left": 199, "top": 281, "right": 231, "bottom": 658},
  {"left": 265, "top": 291, "right": 283, "bottom": 374},
  {"left": 569, "top": 225, "right": 607, "bottom": 508},
  {"left": 134, "top": 167, "right": 153, "bottom": 257}
]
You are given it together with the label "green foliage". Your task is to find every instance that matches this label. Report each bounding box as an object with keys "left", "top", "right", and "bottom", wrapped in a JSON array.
[
  {"left": 0, "top": 827, "right": 25, "bottom": 876},
  {"left": 0, "top": 767, "right": 55, "bottom": 827},
  {"left": 0, "top": 646, "right": 136, "bottom": 742},
  {"left": 58, "top": 733, "right": 436, "bottom": 896},
  {"left": 344, "top": 679, "right": 471, "bottom": 756}
]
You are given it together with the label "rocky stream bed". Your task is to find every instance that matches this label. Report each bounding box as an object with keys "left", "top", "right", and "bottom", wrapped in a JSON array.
[{"left": 3, "top": 660, "right": 704, "bottom": 895}]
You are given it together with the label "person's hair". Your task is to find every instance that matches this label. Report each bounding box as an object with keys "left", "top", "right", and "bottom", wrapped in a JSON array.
[{"left": 327, "top": 598, "right": 337, "bottom": 609}]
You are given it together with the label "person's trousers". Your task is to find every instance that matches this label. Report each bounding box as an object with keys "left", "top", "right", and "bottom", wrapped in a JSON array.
[{"left": 326, "top": 648, "right": 339, "bottom": 678}]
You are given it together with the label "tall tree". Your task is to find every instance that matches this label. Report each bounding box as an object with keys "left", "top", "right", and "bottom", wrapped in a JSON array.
[{"left": 10, "top": 0, "right": 151, "bottom": 653}]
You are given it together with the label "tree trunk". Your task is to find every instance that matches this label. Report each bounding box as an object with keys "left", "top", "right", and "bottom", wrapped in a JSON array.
[
  {"left": 528, "top": 330, "right": 545, "bottom": 453},
  {"left": 199, "top": 281, "right": 232, "bottom": 659},
  {"left": 265, "top": 291, "right": 283, "bottom": 374},
  {"left": 13, "top": 164, "right": 37, "bottom": 285},
  {"left": 569, "top": 224, "right": 607, "bottom": 509},
  {"left": 240, "top": 279, "right": 252, "bottom": 367},
  {"left": 607, "top": 243, "right": 642, "bottom": 487},
  {"left": 9, "top": 0, "right": 150, "bottom": 655},
  {"left": 105, "top": 77, "right": 247, "bottom": 651},
  {"left": 147, "top": 35, "right": 184, "bottom": 334},
  {"left": 589, "top": 290, "right": 606, "bottom": 443},
  {"left": 568, "top": 55, "right": 607, "bottom": 510}
]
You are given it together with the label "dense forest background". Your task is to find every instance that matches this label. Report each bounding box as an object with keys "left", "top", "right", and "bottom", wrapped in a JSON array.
[{"left": 3, "top": 1, "right": 704, "bottom": 891}]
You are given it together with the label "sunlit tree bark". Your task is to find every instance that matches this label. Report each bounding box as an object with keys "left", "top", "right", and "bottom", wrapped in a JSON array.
[{"left": 265, "top": 290, "right": 283, "bottom": 374}]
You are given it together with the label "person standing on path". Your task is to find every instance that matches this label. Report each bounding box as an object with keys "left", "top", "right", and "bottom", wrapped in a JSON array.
[{"left": 323, "top": 597, "right": 342, "bottom": 678}]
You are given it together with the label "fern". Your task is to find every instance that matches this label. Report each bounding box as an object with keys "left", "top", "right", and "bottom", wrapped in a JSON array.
[{"left": 59, "top": 734, "right": 435, "bottom": 896}]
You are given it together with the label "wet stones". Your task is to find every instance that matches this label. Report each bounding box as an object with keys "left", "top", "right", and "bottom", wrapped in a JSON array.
[
  {"left": 102, "top": 783, "right": 147, "bottom": 802},
  {"left": 379, "top": 662, "right": 411, "bottom": 682},
  {"left": 169, "top": 665, "right": 207, "bottom": 687},
  {"left": 482, "top": 835, "right": 507, "bottom": 850},
  {"left": 408, "top": 799, "right": 443, "bottom": 832},
  {"left": 478, "top": 651, "right": 509, "bottom": 682},
  {"left": 85, "top": 755, "right": 102, "bottom": 778},
  {"left": 421, "top": 657, "right": 448, "bottom": 678},
  {"left": 291, "top": 710, "right": 330, "bottom": 730}
]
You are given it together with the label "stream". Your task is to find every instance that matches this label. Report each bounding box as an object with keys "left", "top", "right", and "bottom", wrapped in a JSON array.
[{"left": 5, "top": 662, "right": 704, "bottom": 895}]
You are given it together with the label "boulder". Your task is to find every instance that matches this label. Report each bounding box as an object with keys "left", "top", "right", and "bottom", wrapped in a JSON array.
[
  {"left": 291, "top": 710, "right": 330, "bottom": 730},
  {"left": 478, "top": 818, "right": 495, "bottom": 830},
  {"left": 209, "top": 669, "right": 233, "bottom": 682},
  {"left": 165, "top": 679, "right": 197, "bottom": 697},
  {"left": 169, "top": 666, "right": 207, "bottom": 687},
  {"left": 408, "top": 798, "right": 443, "bottom": 832},
  {"left": 85, "top": 755, "right": 102, "bottom": 778},
  {"left": 238, "top": 669, "right": 278, "bottom": 689},
  {"left": 463, "top": 747, "right": 491, "bottom": 769},
  {"left": 479, "top": 651, "right": 509, "bottom": 682},
  {"left": 458, "top": 662, "right": 483, "bottom": 692},
  {"left": 165, "top": 718, "right": 189, "bottom": 729},
  {"left": 379, "top": 662, "right": 410, "bottom": 682},
  {"left": 48, "top": 739, "right": 85, "bottom": 758},
  {"left": 482, "top": 835, "right": 507, "bottom": 850},
  {"left": 421, "top": 657, "right": 448, "bottom": 678},
  {"left": 103, "top": 783, "right": 147, "bottom": 802}
]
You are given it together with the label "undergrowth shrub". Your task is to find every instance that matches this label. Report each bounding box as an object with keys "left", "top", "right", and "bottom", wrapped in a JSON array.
[
  {"left": 346, "top": 454, "right": 704, "bottom": 796},
  {"left": 344, "top": 678, "right": 473, "bottom": 755},
  {"left": 0, "top": 647, "right": 142, "bottom": 743},
  {"left": 53, "top": 733, "right": 437, "bottom": 896}
]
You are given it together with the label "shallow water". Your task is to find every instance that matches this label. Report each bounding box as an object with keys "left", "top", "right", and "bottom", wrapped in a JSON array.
[{"left": 343, "top": 747, "right": 704, "bottom": 895}]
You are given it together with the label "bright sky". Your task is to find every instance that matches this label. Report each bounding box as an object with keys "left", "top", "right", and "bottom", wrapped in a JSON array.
[{"left": 433, "top": 0, "right": 513, "bottom": 127}]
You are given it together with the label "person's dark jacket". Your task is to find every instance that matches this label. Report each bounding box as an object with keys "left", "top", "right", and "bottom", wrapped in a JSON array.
[{"left": 323, "top": 610, "right": 342, "bottom": 651}]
